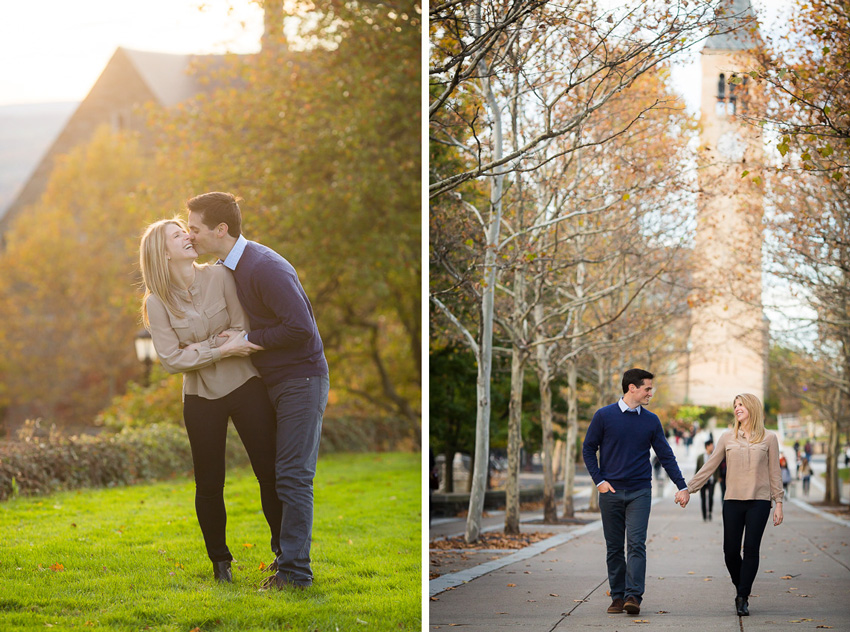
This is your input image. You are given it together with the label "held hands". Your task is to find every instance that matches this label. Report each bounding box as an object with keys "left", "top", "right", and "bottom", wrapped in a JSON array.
[
  {"left": 597, "top": 482, "right": 615, "bottom": 494},
  {"left": 218, "top": 330, "right": 264, "bottom": 357},
  {"left": 674, "top": 489, "right": 690, "bottom": 508},
  {"left": 773, "top": 502, "right": 784, "bottom": 526}
]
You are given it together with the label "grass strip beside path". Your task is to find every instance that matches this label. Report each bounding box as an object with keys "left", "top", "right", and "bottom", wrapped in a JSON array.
[{"left": 0, "top": 452, "right": 420, "bottom": 631}]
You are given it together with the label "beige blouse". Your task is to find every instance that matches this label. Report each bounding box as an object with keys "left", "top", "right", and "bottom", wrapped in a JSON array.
[
  {"left": 687, "top": 429, "right": 784, "bottom": 504},
  {"left": 146, "top": 264, "right": 259, "bottom": 399}
]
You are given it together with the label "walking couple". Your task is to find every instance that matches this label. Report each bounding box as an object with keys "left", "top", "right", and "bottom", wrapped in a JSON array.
[
  {"left": 139, "top": 192, "right": 329, "bottom": 589},
  {"left": 582, "top": 369, "right": 784, "bottom": 618}
]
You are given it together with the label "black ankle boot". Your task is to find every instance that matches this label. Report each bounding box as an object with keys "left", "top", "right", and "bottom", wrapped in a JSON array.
[
  {"left": 735, "top": 596, "right": 749, "bottom": 616},
  {"left": 213, "top": 560, "right": 233, "bottom": 583}
]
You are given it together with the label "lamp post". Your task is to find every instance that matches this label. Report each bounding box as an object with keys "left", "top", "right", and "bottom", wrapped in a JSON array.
[{"left": 134, "top": 329, "right": 156, "bottom": 387}]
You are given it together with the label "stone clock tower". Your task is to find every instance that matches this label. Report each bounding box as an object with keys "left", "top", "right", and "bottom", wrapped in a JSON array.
[{"left": 682, "top": 0, "right": 768, "bottom": 407}]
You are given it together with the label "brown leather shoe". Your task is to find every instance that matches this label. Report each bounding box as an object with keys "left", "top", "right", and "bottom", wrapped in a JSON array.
[
  {"left": 623, "top": 596, "right": 640, "bottom": 614},
  {"left": 607, "top": 598, "right": 625, "bottom": 613}
]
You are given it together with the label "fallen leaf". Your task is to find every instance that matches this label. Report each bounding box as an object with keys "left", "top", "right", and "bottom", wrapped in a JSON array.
[
  {"left": 657, "top": 611, "right": 669, "bottom": 614},
  {"left": 764, "top": 569, "right": 774, "bottom": 573},
  {"left": 430, "top": 597, "right": 439, "bottom": 601},
  {"left": 259, "top": 562, "right": 267, "bottom": 570},
  {"left": 816, "top": 626, "right": 833, "bottom": 629},
  {"left": 242, "top": 543, "right": 254, "bottom": 548},
  {"left": 49, "top": 564, "right": 64, "bottom": 572},
  {"left": 687, "top": 571, "right": 695, "bottom": 575},
  {"left": 634, "top": 620, "right": 650, "bottom": 624},
  {"left": 507, "top": 584, "right": 516, "bottom": 587},
  {"left": 703, "top": 578, "right": 712, "bottom": 581},
  {"left": 803, "top": 559, "right": 812, "bottom": 562},
  {"left": 781, "top": 575, "right": 793, "bottom": 580},
  {"left": 573, "top": 599, "right": 588, "bottom": 603},
  {"left": 549, "top": 593, "right": 559, "bottom": 597}
]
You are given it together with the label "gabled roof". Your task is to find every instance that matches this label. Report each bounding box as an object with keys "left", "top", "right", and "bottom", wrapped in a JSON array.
[
  {"left": 703, "top": 0, "right": 760, "bottom": 51},
  {"left": 120, "top": 47, "right": 227, "bottom": 107}
]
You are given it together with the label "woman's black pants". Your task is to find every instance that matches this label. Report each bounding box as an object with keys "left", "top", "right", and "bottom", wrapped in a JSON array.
[
  {"left": 722, "top": 499, "right": 771, "bottom": 599},
  {"left": 183, "top": 377, "right": 282, "bottom": 563}
]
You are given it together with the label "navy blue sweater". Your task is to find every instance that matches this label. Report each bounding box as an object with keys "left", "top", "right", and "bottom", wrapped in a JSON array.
[
  {"left": 582, "top": 403, "right": 685, "bottom": 491},
  {"left": 233, "top": 241, "right": 328, "bottom": 386}
]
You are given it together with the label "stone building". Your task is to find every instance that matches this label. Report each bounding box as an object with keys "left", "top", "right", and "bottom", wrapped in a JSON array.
[{"left": 669, "top": 0, "right": 769, "bottom": 408}]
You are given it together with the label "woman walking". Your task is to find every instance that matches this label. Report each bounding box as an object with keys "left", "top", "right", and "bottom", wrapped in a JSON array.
[
  {"left": 140, "top": 218, "right": 282, "bottom": 583},
  {"left": 684, "top": 393, "right": 783, "bottom": 616}
]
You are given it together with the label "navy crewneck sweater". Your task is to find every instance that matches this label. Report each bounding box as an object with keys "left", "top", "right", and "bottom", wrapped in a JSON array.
[
  {"left": 582, "top": 402, "right": 685, "bottom": 491},
  {"left": 234, "top": 241, "right": 328, "bottom": 386}
]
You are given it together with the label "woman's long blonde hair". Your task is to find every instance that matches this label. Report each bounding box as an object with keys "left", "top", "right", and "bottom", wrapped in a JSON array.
[
  {"left": 139, "top": 218, "right": 188, "bottom": 327},
  {"left": 733, "top": 393, "right": 766, "bottom": 444}
]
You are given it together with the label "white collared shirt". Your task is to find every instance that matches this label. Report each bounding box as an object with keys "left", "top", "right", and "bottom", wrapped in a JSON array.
[
  {"left": 221, "top": 234, "right": 248, "bottom": 271},
  {"left": 618, "top": 398, "right": 641, "bottom": 414}
]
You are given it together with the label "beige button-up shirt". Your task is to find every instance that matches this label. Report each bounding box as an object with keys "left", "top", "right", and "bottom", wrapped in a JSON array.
[
  {"left": 146, "top": 264, "right": 259, "bottom": 400},
  {"left": 687, "top": 429, "right": 784, "bottom": 504}
]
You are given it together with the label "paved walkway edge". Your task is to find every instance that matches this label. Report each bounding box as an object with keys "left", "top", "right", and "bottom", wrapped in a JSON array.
[
  {"left": 429, "top": 498, "right": 663, "bottom": 597},
  {"left": 790, "top": 497, "right": 850, "bottom": 528}
]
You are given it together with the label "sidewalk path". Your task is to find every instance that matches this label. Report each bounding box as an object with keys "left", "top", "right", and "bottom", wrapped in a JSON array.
[{"left": 430, "top": 485, "right": 850, "bottom": 631}]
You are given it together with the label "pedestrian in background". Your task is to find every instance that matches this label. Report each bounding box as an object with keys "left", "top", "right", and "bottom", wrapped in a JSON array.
[
  {"left": 696, "top": 439, "right": 717, "bottom": 521},
  {"left": 799, "top": 457, "right": 812, "bottom": 496}
]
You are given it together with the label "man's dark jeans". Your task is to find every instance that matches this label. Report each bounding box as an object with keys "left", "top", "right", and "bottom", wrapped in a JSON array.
[
  {"left": 598, "top": 487, "right": 652, "bottom": 603},
  {"left": 269, "top": 374, "right": 329, "bottom": 586}
]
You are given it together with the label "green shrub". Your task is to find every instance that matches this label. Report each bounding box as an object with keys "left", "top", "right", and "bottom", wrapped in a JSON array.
[
  {"left": 95, "top": 366, "right": 183, "bottom": 429},
  {"left": 0, "top": 424, "right": 254, "bottom": 501}
]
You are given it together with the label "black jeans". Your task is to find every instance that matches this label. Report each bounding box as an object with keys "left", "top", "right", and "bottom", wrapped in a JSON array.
[
  {"left": 722, "top": 499, "right": 771, "bottom": 599},
  {"left": 184, "top": 377, "right": 282, "bottom": 563}
]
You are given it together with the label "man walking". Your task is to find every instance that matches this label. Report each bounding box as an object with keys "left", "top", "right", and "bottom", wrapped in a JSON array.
[
  {"left": 187, "top": 192, "right": 329, "bottom": 589},
  {"left": 696, "top": 439, "right": 717, "bottom": 521},
  {"left": 582, "top": 368, "right": 689, "bottom": 615}
]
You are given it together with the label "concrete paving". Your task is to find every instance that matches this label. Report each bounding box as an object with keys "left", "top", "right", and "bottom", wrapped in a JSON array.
[{"left": 430, "top": 440, "right": 850, "bottom": 631}]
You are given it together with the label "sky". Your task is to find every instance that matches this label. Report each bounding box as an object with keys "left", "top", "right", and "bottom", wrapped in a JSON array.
[{"left": 0, "top": 0, "right": 265, "bottom": 106}]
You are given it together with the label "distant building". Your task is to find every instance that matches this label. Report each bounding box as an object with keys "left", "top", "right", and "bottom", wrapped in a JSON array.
[
  {"left": 0, "top": 48, "right": 225, "bottom": 238},
  {"left": 668, "top": 0, "right": 769, "bottom": 407},
  {"left": 0, "top": 2, "right": 286, "bottom": 240}
]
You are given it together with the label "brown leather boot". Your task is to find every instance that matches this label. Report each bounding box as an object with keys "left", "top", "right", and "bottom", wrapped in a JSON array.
[{"left": 607, "top": 598, "right": 625, "bottom": 613}]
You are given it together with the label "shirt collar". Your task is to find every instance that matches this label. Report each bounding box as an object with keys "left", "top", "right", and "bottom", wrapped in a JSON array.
[
  {"left": 220, "top": 235, "right": 248, "bottom": 270},
  {"left": 618, "top": 398, "right": 641, "bottom": 414}
]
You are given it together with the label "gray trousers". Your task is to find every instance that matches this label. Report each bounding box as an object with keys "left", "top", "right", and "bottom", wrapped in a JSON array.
[{"left": 268, "top": 374, "right": 329, "bottom": 586}]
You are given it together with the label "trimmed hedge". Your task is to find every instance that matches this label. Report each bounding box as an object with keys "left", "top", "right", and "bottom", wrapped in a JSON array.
[
  {"left": 0, "top": 414, "right": 415, "bottom": 501},
  {"left": 0, "top": 424, "right": 251, "bottom": 501}
]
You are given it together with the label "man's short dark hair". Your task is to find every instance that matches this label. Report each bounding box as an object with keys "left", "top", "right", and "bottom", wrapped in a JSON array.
[
  {"left": 186, "top": 191, "right": 242, "bottom": 238},
  {"left": 705, "top": 439, "right": 714, "bottom": 448},
  {"left": 621, "top": 368, "right": 654, "bottom": 393}
]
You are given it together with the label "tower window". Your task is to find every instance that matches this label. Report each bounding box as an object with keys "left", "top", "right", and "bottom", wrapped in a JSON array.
[{"left": 716, "top": 73, "right": 727, "bottom": 116}]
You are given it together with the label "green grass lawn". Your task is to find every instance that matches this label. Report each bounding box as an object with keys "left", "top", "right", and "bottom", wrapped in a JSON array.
[{"left": 0, "top": 452, "right": 421, "bottom": 631}]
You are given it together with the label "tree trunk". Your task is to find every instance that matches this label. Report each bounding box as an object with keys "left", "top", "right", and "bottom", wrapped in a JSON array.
[
  {"left": 535, "top": 305, "right": 557, "bottom": 524},
  {"left": 465, "top": 14, "right": 505, "bottom": 542},
  {"left": 825, "top": 389, "right": 841, "bottom": 504},
  {"left": 444, "top": 449, "right": 456, "bottom": 493},
  {"left": 505, "top": 342, "right": 526, "bottom": 534},
  {"left": 562, "top": 360, "right": 579, "bottom": 518}
]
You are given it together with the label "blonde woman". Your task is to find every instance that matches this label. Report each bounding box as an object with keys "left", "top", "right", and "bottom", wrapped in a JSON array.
[
  {"left": 140, "top": 218, "right": 282, "bottom": 584},
  {"left": 684, "top": 394, "right": 783, "bottom": 617}
]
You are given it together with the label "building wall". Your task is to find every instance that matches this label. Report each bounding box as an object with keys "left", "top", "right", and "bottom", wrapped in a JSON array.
[{"left": 685, "top": 49, "right": 767, "bottom": 407}]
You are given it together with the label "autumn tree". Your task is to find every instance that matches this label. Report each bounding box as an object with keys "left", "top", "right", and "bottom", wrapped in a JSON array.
[
  {"left": 430, "top": 0, "right": 714, "bottom": 540},
  {"left": 150, "top": 0, "right": 422, "bottom": 435},
  {"left": 0, "top": 128, "right": 159, "bottom": 425},
  {"left": 743, "top": 0, "right": 850, "bottom": 503}
]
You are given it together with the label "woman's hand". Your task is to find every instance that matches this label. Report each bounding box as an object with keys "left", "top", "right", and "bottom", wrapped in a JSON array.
[
  {"left": 218, "top": 331, "right": 259, "bottom": 357},
  {"left": 773, "top": 502, "right": 784, "bottom": 526}
]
